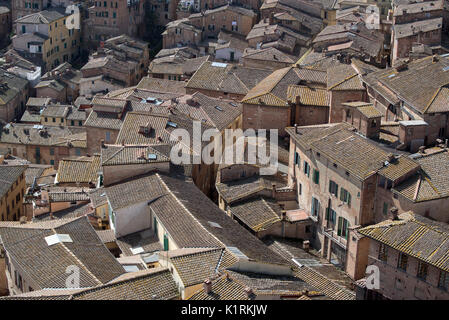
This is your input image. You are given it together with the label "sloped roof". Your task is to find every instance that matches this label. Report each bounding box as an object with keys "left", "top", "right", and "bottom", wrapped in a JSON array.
[
  {"left": 57, "top": 155, "right": 101, "bottom": 184},
  {"left": 393, "top": 150, "right": 449, "bottom": 202},
  {"left": 287, "top": 123, "right": 393, "bottom": 180},
  {"left": 287, "top": 85, "right": 329, "bottom": 106},
  {"left": 359, "top": 211, "right": 449, "bottom": 273},
  {"left": 0, "top": 217, "right": 125, "bottom": 290},
  {"left": 229, "top": 197, "right": 282, "bottom": 233}
]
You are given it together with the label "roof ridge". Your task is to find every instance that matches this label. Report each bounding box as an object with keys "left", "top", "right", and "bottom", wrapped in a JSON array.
[{"left": 328, "top": 73, "right": 357, "bottom": 90}]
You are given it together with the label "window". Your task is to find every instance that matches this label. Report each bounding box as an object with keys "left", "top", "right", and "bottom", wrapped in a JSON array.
[
  {"left": 325, "top": 207, "right": 336, "bottom": 227},
  {"left": 340, "top": 188, "right": 351, "bottom": 207},
  {"left": 312, "top": 169, "right": 320, "bottom": 184},
  {"left": 294, "top": 152, "right": 300, "bottom": 166},
  {"left": 105, "top": 131, "right": 111, "bottom": 142},
  {"left": 299, "top": 183, "right": 302, "bottom": 195},
  {"left": 378, "top": 243, "right": 388, "bottom": 262},
  {"left": 329, "top": 180, "right": 338, "bottom": 197},
  {"left": 71, "top": 120, "right": 75, "bottom": 126},
  {"left": 311, "top": 197, "right": 320, "bottom": 217},
  {"left": 50, "top": 148, "right": 54, "bottom": 156},
  {"left": 52, "top": 118, "right": 56, "bottom": 123},
  {"left": 397, "top": 253, "right": 408, "bottom": 271},
  {"left": 303, "top": 161, "right": 310, "bottom": 177},
  {"left": 417, "top": 261, "right": 428, "bottom": 281},
  {"left": 75, "top": 148, "right": 81, "bottom": 156},
  {"left": 337, "top": 217, "right": 350, "bottom": 239},
  {"left": 438, "top": 271, "right": 449, "bottom": 290}
]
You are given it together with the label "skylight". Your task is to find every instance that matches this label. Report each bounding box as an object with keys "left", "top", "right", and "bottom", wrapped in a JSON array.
[
  {"left": 148, "top": 153, "right": 158, "bottom": 160},
  {"left": 211, "top": 62, "right": 227, "bottom": 68},
  {"left": 208, "top": 221, "right": 222, "bottom": 228},
  {"left": 123, "top": 265, "right": 140, "bottom": 272},
  {"left": 130, "top": 247, "right": 144, "bottom": 255},
  {"left": 167, "top": 121, "right": 177, "bottom": 128},
  {"left": 215, "top": 106, "right": 223, "bottom": 111},
  {"left": 45, "top": 234, "right": 73, "bottom": 246}
]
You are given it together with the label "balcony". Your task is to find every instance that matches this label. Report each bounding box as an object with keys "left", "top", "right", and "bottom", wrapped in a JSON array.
[{"left": 323, "top": 228, "right": 347, "bottom": 250}]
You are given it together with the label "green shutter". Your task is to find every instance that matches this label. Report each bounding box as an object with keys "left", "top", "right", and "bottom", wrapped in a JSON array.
[
  {"left": 163, "top": 234, "right": 169, "bottom": 251},
  {"left": 335, "top": 184, "right": 339, "bottom": 196},
  {"left": 329, "top": 181, "right": 333, "bottom": 193},
  {"left": 153, "top": 217, "right": 158, "bottom": 235},
  {"left": 311, "top": 198, "right": 315, "bottom": 215},
  {"left": 340, "top": 188, "right": 344, "bottom": 201},
  {"left": 337, "top": 217, "right": 342, "bottom": 236},
  {"left": 347, "top": 193, "right": 351, "bottom": 207},
  {"left": 325, "top": 207, "right": 329, "bottom": 220}
]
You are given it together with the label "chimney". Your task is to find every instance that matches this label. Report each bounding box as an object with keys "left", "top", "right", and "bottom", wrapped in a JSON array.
[
  {"left": 432, "top": 55, "right": 439, "bottom": 63},
  {"left": 303, "top": 240, "right": 310, "bottom": 252},
  {"left": 418, "top": 146, "right": 426, "bottom": 154},
  {"left": 19, "top": 216, "right": 27, "bottom": 224},
  {"left": 445, "top": 139, "right": 448, "bottom": 150},
  {"left": 390, "top": 207, "right": 399, "bottom": 220},
  {"left": 50, "top": 212, "right": 54, "bottom": 220},
  {"left": 294, "top": 123, "right": 298, "bottom": 133},
  {"left": 271, "top": 183, "right": 276, "bottom": 198},
  {"left": 203, "top": 279, "right": 212, "bottom": 294},
  {"left": 244, "top": 287, "right": 253, "bottom": 298},
  {"left": 101, "top": 139, "right": 105, "bottom": 148}
]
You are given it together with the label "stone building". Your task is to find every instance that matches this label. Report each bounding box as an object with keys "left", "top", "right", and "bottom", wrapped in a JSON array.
[
  {"left": 0, "top": 166, "right": 27, "bottom": 221},
  {"left": 241, "top": 65, "right": 327, "bottom": 136},
  {"left": 12, "top": 9, "right": 81, "bottom": 72},
  {"left": 362, "top": 55, "right": 449, "bottom": 150},
  {"left": 84, "top": 0, "right": 145, "bottom": 48},
  {"left": 357, "top": 211, "right": 449, "bottom": 300},
  {"left": 390, "top": 1, "right": 444, "bottom": 63},
  {"left": 0, "top": 123, "right": 87, "bottom": 167},
  {"left": 286, "top": 122, "right": 422, "bottom": 279},
  {"left": 0, "top": 6, "right": 11, "bottom": 48},
  {"left": 0, "top": 69, "right": 30, "bottom": 123}
]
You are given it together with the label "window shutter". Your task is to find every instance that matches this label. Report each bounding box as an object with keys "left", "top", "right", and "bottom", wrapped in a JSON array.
[
  {"left": 335, "top": 184, "right": 339, "bottom": 196},
  {"left": 337, "top": 217, "right": 342, "bottom": 236},
  {"left": 348, "top": 193, "right": 352, "bottom": 207},
  {"left": 329, "top": 181, "right": 333, "bottom": 193},
  {"left": 311, "top": 198, "right": 315, "bottom": 215},
  {"left": 325, "top": 207, "right": 329, "bottom": 220},
  {"left": 340, "top": 188, "right": 344, "bottom": 201}
]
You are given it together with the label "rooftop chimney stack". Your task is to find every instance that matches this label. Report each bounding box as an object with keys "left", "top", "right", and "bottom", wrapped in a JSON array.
[
  {"left": 390, "top": 207, "right": 399, "bottom": 220},
  {"left": 303, "top": 240, "right": 310, "bottom": 252},
  {"left": 203, "top": 279, "right": 212, "bottom": 294},
  {"left": 101, "top": 139, "right": 105, "bottom": 149},
  {"left": 244, "top": 287, "right": 253, "bottom": 298}
]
